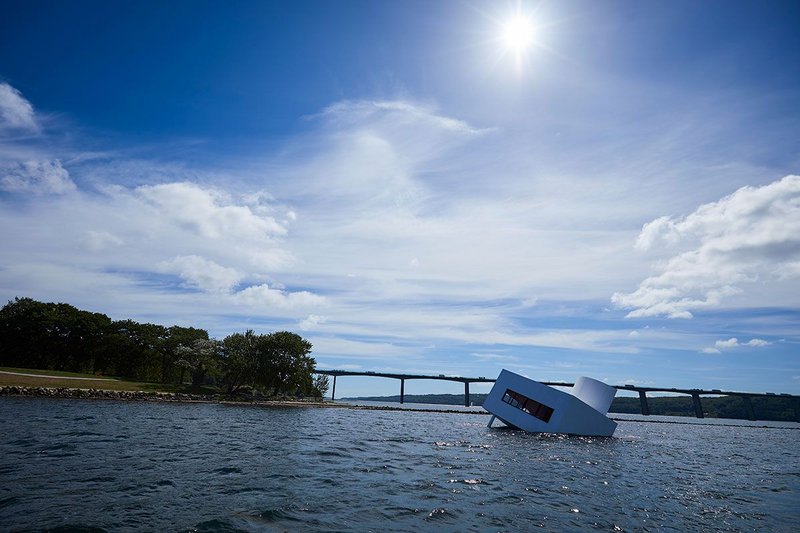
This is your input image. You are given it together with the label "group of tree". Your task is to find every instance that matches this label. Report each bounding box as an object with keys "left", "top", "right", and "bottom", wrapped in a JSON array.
[{"left": 0, "top": 297, "right": 328, "bottom": 398}]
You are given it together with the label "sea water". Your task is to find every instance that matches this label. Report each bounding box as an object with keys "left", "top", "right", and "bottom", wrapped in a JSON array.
[{"left": 1, "top": 397, "right": 798, "bottom": 532}]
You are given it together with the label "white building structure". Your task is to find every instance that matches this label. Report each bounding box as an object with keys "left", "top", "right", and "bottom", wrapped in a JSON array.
[{"left": 483, "top": 370, "right": 618, "bottom": 437}]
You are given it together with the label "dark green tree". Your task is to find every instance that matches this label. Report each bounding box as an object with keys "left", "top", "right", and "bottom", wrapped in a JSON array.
[
  {"left": 255, "top": 331, "right": 314, "bottom": 396},
  {"left": 98, "top": 320, "right": 168, "bottom": 381},
  {"left": 0, "top": 297, "right": 110, "bottom": 372},
  {"left": 219, "top": 330, "right": 258, "bottom": 394}
]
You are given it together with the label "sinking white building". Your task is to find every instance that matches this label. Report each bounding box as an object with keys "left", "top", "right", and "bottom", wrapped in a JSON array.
[{"left": 483, "top": 370, "right": 618, "bottom": 437}]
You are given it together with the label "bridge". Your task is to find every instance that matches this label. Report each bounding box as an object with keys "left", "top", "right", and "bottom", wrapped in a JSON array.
[
  {"left": 314, "top": 369, "right": 800, "bottom": 422},
  {"left": 315, "top": 369, "right": 497, "bottom": 407}
]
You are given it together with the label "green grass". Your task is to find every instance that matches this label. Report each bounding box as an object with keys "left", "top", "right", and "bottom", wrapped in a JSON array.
[{"left": 0, "top": 367, "right": 219, "bottom": 394}]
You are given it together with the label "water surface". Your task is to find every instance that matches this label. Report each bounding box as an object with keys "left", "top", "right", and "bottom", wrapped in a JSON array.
[{"left": 1, "top": 397, "right": 798, "bottom": 531}]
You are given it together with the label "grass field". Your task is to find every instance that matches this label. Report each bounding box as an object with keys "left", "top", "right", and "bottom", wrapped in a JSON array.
[{"left": 0, "top": 367, "right": 197, "bottom": 393}]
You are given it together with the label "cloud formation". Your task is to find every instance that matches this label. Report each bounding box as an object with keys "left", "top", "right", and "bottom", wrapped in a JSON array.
[
  {"left": 715, "top": 337, "right": 771, "bottom": 349},
  {"left": 232, "top": 284, "right": 327, "bottom": 309},
  {"left": 0, "top": 84, "right": 76, "bottom": 195},
  {"left": 298, "top": 314, "right": 327, "bottom": 330},
  {"left": 0, "top": 159, "right": 76, "bottom": 195},
  {"left": 0, "top": 87, "right": 796, "bottom": 392},
  {"left": 702, "top": 337, "right": 772, "bottom": 354},
  {"left": 0, "top": 83, "right": 37, "bottom": 131},
  {"left": 614, "top": 176, "right": 800, "bottom": 318},
  {"left": 157, "top": 255, "right": 243, "bottom": 294},
  {"left": 136, "top": 182, "right": 287, "bottom": 240}
]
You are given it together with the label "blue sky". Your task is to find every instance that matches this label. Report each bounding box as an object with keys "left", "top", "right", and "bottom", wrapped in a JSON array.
[{"left": 1, "top": 0, "right": 799, "bottom": 397}]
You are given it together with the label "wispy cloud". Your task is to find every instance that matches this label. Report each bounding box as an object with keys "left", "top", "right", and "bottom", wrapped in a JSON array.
[
  {"left": 0, "top": 84, "right": 797, "bottom": 393},
  {"left": 0, "top": 83, "right": 76, "bottom": 195},
  {"left": 0, "top": 83, "right": 37, "bottom": 132},
  {"left": 0, "top": 159, "right": 76, "bottom": 195},
  {"left": 471, "top": 352, "right": 518, "bottom": 362}
]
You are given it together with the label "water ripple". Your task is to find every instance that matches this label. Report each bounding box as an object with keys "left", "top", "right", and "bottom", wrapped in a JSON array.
[{"left": 0, "top": 397, "right": 798, "bottom": 532}]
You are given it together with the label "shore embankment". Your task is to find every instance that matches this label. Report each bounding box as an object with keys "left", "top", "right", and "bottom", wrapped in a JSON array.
[
  {"left": 0, "top": 386, "right": 331, "bottom": 407},
  {"left": 0, "top": 386, "right": 486, "bottom": 414}
]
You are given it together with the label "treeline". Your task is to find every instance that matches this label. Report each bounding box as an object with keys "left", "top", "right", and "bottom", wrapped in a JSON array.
[
  {"left": 349, "top": 393, "right": 799, "bottom": 422},
  {"left": 609, "top": 395, "right": 798, "bottom": 422},
  {"left": 0, "top": 297, "right": 328, "bottom": 397}
]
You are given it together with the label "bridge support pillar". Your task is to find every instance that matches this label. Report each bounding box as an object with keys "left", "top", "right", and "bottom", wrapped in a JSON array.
[
  {"left": 741, "top": 395, "right": 756, "bottom": 420},
  {"left": 331, "top": 375, "right": 336, "bottom": 401},
  {"left": 464, "top": 381, "right": 470, "bottom": 407},
  {"left": 638, "top": 390, "right": 650, "bottom": 416},
  {"left": 400, "top": 379, "right": 405, "bottom": 404},
  {"left": 691, "top": 393, "right": 704, "bottom": 418}
]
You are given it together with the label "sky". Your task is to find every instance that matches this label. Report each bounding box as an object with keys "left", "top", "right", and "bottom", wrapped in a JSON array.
[{"left": 1, "top": 0, "right": 799, "bottom": 398}]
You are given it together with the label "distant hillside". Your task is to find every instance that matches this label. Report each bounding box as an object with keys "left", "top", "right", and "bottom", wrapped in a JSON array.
[{"left": 344, "top": 393, "right": 798, "bottom": 422}]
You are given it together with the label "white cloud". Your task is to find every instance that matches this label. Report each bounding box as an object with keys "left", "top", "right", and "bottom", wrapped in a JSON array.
[
  {"left": 745, "top": 338, "right": 771, "bottom": 347},
  {"left": 298, "top": 314, "right": 327, "bottom": 330},
  {"left": 158, "top": 255, "right": 243, "bottom": 294},
  {"left": 232, "top": 283, "right": 326, "bottom": 309},
  {"left": 0, "top": 83, "right": 37, "bottom": 132},
  {"left": 635, "top": 216, "right": 680, "bottom": 251},
  {"left": 702, "top": 337, "right": 772, "bottom": 353},
  {"left": 0, "top": 85, "right": 75, "bottom": 196},
  {"left": 613, "top": 175, "right": 800, "bottom": 318},
  {"left": 0, "top": 160, "right": 76, "bottom": 195},
  {"left": 136, "top": 182, "right": 287, "bottom": 240},
  {"left": 0, "top": 93, "right": 792, "bottom": 391},
  {"left": 715, "top": 338, "right": 740, "bottom": 349},
  {"left": 713, "top": 337, "right": 771, "bottom": 349}
]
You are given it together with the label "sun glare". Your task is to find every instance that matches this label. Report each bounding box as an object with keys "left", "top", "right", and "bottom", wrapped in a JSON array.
[{"left": 502, "top": 15, "right": 535, "bottom": 53}]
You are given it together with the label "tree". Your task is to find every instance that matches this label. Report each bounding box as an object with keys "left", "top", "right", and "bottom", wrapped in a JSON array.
[
  {"left": 219, "top": 330, "right": 258, "bottom": 394},
  {"left": 163, "top": 326, "right": 209, "bottom": 384},
  {"left": 0, "top": 297, "right": 320, "bottom": 397},
  {"left": 254, "top": 331, "right": 314, "bottom": 396},
  {"left": 98, "top": 320, "right": 168, "bottom": 381},
  {"left": 0, "top": 297, "right": 110, "bottom": 372},
  {"left": 176, "top": 338, "right": 220, "bottom": 386},
  {"left": 312, "top": 374, "right": 330, "bottom": 398}
]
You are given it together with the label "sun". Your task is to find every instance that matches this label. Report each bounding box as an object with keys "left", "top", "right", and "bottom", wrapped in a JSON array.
[
  {"left": 483, "top": 2, "right": 552, "bottom": 74},
  {"left": 502, "top": 15, "right": 535, "bottom": 53}
]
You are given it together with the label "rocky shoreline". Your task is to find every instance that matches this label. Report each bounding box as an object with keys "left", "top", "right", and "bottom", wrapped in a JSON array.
[
  {"left": 0, "top": 386, "right": 329, "bottom": 406},
  {"left": 0, "top": 385, "right": 487, "bottom": 414}
]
